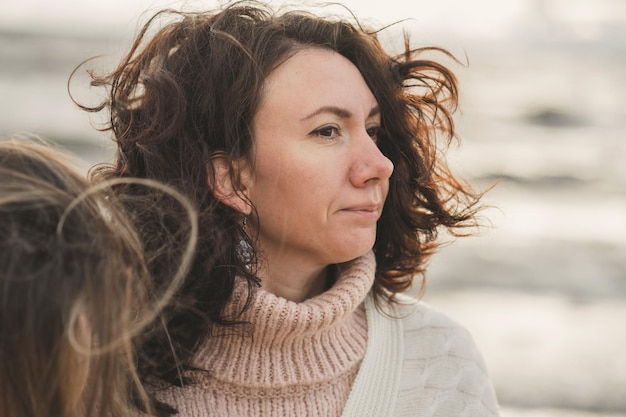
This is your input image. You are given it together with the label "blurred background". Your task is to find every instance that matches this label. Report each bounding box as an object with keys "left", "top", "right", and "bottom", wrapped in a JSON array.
[{"left": 1, "top": 0, "right": 624, "bottom": 416}]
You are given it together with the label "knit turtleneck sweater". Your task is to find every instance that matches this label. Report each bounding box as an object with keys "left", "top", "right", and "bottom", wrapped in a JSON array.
[{"left": 157, "top": 251, "right": 376, "bottom": 417}]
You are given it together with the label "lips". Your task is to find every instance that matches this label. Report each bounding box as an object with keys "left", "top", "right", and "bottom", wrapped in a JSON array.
[{"left": 340, "top": 203, "right": 383, "bottom": 219}]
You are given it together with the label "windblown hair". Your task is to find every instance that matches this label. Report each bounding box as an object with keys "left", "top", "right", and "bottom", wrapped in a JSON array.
[
  {"left": 0, "top": 139, "right": 196, "bottom": 417},
  {"left": 75, "top": 1, "right": 482, "bottom": 414}
]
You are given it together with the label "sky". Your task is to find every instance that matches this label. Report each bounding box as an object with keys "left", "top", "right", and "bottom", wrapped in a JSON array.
[
  {"left": 0, "top": 0, "right": 578, "bottom": 38},
  {"left": 2, "top": 0, "right": 625, "bottom": 51}
]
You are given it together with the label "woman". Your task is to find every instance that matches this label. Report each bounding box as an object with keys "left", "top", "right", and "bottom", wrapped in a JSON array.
[
  {"left": 0, "top": 139, "right": 197, "bottom": 417},
  {"left": 78, "top": 2, "right": 499, "bottom": 416}
]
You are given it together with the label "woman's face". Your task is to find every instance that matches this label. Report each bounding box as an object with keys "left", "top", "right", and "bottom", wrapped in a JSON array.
[{"left": 246, "top": 48, "right": 393, "bottom": 275}]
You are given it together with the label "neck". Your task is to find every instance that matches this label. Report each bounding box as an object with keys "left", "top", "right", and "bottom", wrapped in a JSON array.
[{"left": 258, "top": 260, "right": 331, "bottom": 303}]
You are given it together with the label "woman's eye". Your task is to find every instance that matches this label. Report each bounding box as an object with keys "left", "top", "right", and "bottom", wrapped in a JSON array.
[
  {"left": 312, "top": 126, "right": 340, "bottom": 140},
  {"left": 366, "top": 126, "right": 380, "bottom": 142}
]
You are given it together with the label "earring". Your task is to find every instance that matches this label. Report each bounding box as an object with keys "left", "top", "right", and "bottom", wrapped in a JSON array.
[{"left": 237, "top": 216, "right": 253, "bottom": 265}]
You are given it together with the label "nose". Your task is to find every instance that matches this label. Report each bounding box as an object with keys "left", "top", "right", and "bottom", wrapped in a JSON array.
[{"left": 349, "top": 132, "right": 394, "bottom": 187}]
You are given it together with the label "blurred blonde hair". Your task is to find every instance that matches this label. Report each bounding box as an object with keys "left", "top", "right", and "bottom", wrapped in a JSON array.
[{"left": 0, "top": 138, "right": 197, "bottom": 416}]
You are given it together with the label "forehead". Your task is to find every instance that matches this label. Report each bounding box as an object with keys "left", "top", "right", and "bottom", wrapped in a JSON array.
[{"left": 258, "top": 48, "right": 378, "bottom": 116}]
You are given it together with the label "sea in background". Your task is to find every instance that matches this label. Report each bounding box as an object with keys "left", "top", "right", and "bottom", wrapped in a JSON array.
[{"left": 1, "top": 0, "right": 625, "bottom": 416}]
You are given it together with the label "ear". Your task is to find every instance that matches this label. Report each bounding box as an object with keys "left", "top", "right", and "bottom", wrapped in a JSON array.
[{"left": 209, "top": 153, "right": 252, "bottom": 215}]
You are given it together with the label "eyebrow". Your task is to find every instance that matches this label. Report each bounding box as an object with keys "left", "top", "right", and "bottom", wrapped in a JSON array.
[{"left": 301, "top": 105, "right": 380, "bottom": 121}]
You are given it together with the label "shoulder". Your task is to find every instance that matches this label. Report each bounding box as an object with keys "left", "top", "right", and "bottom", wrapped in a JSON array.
[
  {"left": 392, "top": 293, "right": 483, "bottom": 358},
  {"left": 372, "top": 293, "right": 473, "bottom": 336},
  {"left": 385, "top": 292, "right": 492, "bottom": 371},
  {"left": 368, "top": 293, "right": 501, "bottom": 416}
]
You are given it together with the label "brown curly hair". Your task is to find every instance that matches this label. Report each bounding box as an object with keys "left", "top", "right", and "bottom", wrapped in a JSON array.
[{"left": 75, "top": 1, "right": 482, "bottom": 414}]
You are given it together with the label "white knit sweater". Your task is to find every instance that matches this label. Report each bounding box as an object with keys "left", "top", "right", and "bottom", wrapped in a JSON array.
[
  {"left": 155, "top": 251, "right": 500, "bottom": 416},
  {"left": 342, "top": 292, "right": 500, "bottom": 416}
]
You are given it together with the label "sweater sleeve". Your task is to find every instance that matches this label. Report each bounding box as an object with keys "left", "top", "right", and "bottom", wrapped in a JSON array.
[{"left": 392, "top": 296, "right": 501, "bottom": 417}]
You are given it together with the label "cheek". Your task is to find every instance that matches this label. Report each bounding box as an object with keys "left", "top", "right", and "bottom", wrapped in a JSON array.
[
  {"left": 253, "top": 152, "right": 318, "bottom": 197},
  {"left": 251, "top": 161, "right": 331, "bottom": 224},
  {"left": 382, "top": 181, "right": 391, "bottom": 200}
]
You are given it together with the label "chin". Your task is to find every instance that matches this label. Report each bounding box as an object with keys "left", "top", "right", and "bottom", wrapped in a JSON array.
[{"left": 334, "top": 244, "right": 374, "bottom": 265}]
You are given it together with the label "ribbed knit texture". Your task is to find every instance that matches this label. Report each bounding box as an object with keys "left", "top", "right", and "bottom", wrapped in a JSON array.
[{"left": 155, "top": 251, "right": 376, "bottom": 417}]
